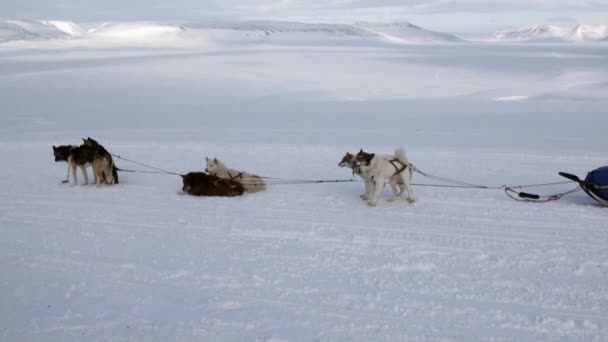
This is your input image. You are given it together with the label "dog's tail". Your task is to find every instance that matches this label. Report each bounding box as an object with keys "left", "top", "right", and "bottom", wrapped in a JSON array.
[{"left": 395, "top": 147, "right": 409, "bottom": 166}]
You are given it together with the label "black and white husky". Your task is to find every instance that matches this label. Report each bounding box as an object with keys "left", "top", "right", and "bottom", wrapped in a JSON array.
[
  {"left": 355, "top": 147, "right": 416, "bottom": 207},
  {"left": 53, "top": 144, "right": 88, "bottom": 184}
]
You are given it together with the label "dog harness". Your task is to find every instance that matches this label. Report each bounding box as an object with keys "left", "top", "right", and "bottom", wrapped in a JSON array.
[
  {"left": 229, "top": 171, "right": 244, "bottom": 180},
  {"left": 389, "top": 159, "right": 408, "bottom": 176}
]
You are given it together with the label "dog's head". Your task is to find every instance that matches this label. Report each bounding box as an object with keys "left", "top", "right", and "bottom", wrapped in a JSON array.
[
  {"left": 205, "top": 157, "right": 222, "bottom": 175},
  {"left": 338, "top": 152, "right": 357, "bottom": 168},
  {"left": 82, "top": 137, "right": 100, "bottom": 147},
  {"left": 355, "top": 149, "right": 374, "bottom": 166},
  {"left": 52, "top": 145, "right": 73, "bottom": 162},
  {"left": 181, "top": 172, "right": 207, "bottom": 193}
]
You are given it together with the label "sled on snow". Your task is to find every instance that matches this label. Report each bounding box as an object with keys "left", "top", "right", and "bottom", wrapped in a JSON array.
[{"left": 560, "top": 166, "right": 608, "bottom": 207}]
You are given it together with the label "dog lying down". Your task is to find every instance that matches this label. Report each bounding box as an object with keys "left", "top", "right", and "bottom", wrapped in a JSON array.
[
  {"left": 180, "top": 172, "right": 244, "bottom": 197},
  {"left": 205, "top": 157, "right": 266, "bottom": 193}
]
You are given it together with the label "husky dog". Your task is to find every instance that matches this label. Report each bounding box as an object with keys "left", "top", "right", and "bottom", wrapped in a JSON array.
[
  {"left": 53, "top": 143, "right": 95, "bottom": 185},
  {"left": 82, "top": 137, "right": 118, "bottom": 185},
  {"left": 205, "top": 157, "right": 266, "bottom": 193},
  {"left": 181, "top": 172, "right": 244, "bottom": 197},
  {"left": 355, "top": 147, "right": 415, "bottom": 207},
  {"left": 53, "top": 144, "right": 80, "bottom": 182},
  {"left": 339, "top": 151, "right": 413, "bottom": 203}
]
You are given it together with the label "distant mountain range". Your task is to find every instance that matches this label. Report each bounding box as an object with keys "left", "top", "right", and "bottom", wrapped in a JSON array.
[
  {"left": 491, "top": 24, "right": 608, "bottom": 42},
  {"left": 1, "top": 20, "right": 606, "bottom": 45},
  {"left": 0, "top": 20, "right": 461, "bottom": 44}
]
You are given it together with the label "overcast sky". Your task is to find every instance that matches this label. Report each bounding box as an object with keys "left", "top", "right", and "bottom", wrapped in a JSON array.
[{"left": 2, "top": 0, "right": 607, "bottom": 34}]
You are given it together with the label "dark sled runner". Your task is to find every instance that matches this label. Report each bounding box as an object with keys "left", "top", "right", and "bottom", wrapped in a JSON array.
[{"left": 560, "top": 166, "right": 608, "bottom": 207}]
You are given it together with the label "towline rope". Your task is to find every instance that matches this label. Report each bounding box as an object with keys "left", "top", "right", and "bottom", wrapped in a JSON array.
[
  {"left": 112, "top": 154, "right": 181, "bottom": 176},
  {"left": 413, "top": 167, "right": 580, "bottom": 203},
  {"left": 109, "top": 154, "right": 582, "bottom": 203}
]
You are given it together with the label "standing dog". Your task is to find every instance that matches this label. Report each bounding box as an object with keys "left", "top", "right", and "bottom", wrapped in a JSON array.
[
  {"left": 205, "top": 157, "right": 266, "bottom": 193},
  {"left": 181, "top": 172, "right": 244, "bottom": 197},
  {"left": 52, "top": 143, "right": 96, "bottom": 185},
  {"left": 82, "top": 137, "right": 118, "bottom": 185},
  {"left": 355, "top": 147, "right": 415, "bottom": 206},
  {"left": 53, "top": 144, "right": 81, "bottom": 183}
]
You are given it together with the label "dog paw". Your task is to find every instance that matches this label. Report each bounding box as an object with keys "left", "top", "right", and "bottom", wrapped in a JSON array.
[
  {"left": 360, "top": 194, "right": 368, "bottom": 200},
  {"left": 367, "top": 201, "right": 377, "bottom": 207},
  {"left": 407, "top": 197, "right": 416, "bottom": 203}
]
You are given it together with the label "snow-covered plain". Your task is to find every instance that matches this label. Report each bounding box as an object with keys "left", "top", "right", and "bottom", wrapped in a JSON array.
[{"left": 1, "top": 22, "right": 607, "bottom": 341}]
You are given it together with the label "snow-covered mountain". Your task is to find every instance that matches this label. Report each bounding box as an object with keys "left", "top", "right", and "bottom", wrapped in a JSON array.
[
  {"left": 0, "top": 20, "right": 83, "bottom": 42},
  {"left": 357, "top": 22, "right": 462, "bottom": 43},
  {"left": 0, "top": 19, "right": 462, "bottom": 45},
  {"left": 491, "top": 24, "right": 608, "bottom": 42},
  {"left": 186, "top": 21, "right": 462, "bottom": 43},
  {"left": 187, "top": 20, "right": 372, "bottom": 37},
  {"left": 566, "top": 24, "right": 608, "bottom": 42}
]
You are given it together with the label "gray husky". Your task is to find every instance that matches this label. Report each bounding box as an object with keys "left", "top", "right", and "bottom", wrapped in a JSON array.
[{"left": 82, "top": 137, "right": 118, "bottom": 185}]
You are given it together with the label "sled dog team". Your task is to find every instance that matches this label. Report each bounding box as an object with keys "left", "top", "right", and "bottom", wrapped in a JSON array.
[{"left": 54, "top": 139, "right": 415, "bottom": 206}]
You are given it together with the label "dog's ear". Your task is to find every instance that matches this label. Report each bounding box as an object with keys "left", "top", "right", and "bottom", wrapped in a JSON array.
[
  {"left": 52, "top": 145, "right": 56, "bottom": 149},
  {"left": 180, "top": 174, "right": 185, "bottom": 179},
  {"left": 359, "top": 149, "right": 363, "bottom": 153},
  {"left": 214, "top": 158, "right": 218, "bottom": 163}
]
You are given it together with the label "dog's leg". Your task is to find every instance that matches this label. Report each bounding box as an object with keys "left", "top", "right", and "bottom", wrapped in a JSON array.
[
  {"left": 397, "top": 184, "right": 405, "bottom": 196},
  {"left": 92, "top": 165, "right": 99, "bottom": 185},
  {"left": 71, "top": 163, "right": 78, "bottom": 185},
  {"left": 366, "top": 178, "right": 375, "bottom": 202},
  {"left": 80, "top": 165, "right": 89, "bottom": 185},
  {"left": 361, "top": 179, "right": 370, "bottom": 200},
  {"left": 368, "top": 177, "right": 383, "bottom": 207},
  {"left": 404, "top": 171, "right": 416, "bottom": 203},
  {"left": 95, "top": 165, "right": 103, "bottom": 186},
  {"left": 396, "top": 175, "right": 406, "bottom": 196},
  {"left": 387, "top": 179, "right": 398, "bottom": 202}
]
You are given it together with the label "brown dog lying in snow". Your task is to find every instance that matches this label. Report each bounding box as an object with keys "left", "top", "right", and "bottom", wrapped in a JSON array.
[{"left": 180, "top": 172, "right": 244, "bottom": 197}]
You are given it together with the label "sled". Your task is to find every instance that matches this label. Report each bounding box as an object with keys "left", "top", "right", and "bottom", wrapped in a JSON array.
[{"left": 559, "top": 166, "right": 608, "bottom": 207}]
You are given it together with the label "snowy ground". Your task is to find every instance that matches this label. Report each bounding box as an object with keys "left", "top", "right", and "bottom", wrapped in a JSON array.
[{"left": 1, "top": 31, "right": 607, "bottom": 341}]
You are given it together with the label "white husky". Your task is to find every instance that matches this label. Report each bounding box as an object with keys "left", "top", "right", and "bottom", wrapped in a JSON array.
[
  {"left": 205, "top": 157, "right": 267, "bottom": 193},
  {"left": 355, "top": 147, "right": 416, "bottom": 207}
]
